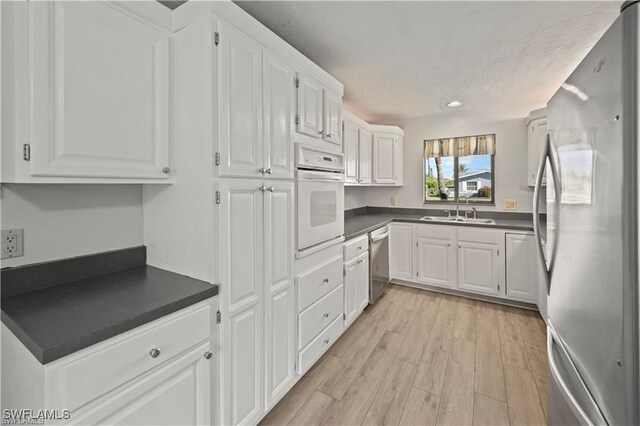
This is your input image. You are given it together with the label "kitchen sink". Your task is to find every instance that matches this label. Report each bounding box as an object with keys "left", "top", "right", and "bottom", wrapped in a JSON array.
[{"left": 420, "top": 216, "right": 496, "bottom": 225}]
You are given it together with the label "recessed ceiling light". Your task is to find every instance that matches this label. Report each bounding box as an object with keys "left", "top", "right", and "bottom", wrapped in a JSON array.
[{"left": 446, "top": 100, "right": 463, "bottom": 108}]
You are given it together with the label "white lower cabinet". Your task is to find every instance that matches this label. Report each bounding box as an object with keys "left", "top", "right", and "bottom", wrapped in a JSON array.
[
  {"left": 390, "top": 224, "right": 413, "bottom": 280},
  {"left": 457, "top": 241, "right": 500, "bottom": 295},
  {"left": 389, "top": 223, "right": 537, "bottom": 305},
  {"left": 505, "top": 233, "right": 539, "bottom": 303},
  {"left": 1, "top": 299, "right": 217, "bottom": 426},
  {"left": 219, "top": 179, "right": 295, "bottom": 425},
  {"left": 343, "top": 236, "right": 369, "bottom": 326},
  {"left": 415, "top": 237, "right": 456, "bottom": 288}
]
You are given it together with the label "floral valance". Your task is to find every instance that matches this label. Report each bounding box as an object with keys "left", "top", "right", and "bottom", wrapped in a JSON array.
[{"left": 424, "top": 134, "right": 496, "bottom": 158}]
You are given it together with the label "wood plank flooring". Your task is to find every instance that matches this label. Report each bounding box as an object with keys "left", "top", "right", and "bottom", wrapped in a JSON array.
[{"left": 260, "top": 285, "right": 548, "bottom": 426}]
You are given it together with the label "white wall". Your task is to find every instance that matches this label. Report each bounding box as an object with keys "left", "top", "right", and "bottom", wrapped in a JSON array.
[
  {"left": 366, "top": 110, "right": 544, "bottom": 212},
  {"left": 1, "top": 184, "right": 143, "bottom": 267},
  {"left": 345, "top": 186, "right": 368, "bottom": 210}
]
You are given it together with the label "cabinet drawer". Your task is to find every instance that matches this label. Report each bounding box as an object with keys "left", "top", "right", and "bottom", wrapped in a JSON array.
[
  {"left": 49, "top": 303, "right": 211, "bottom": 412},
  {"left": 457, "top": 227, "right": 500, "bottom": 245},
  {"left": 415, "top": 224, "right": 455, "bottom": 240},
  {"left": 298, "top": 284, "right": 343, "bottom": 349},
  {"left": 297, "top": 255, "right": 343, "bottom": 311},
  {"left": 344, "top": 235, "right": 369, "bottom": 261},
  {"left": 298, "top": 315, "right": 343, "bottom": 374}
]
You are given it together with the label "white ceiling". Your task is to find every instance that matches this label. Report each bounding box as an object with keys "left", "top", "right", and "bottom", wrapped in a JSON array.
[{"left": 235, "top": 1, "right": 620, "bottom": 123}]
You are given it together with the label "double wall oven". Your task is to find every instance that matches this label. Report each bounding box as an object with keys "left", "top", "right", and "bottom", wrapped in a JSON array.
[{"left": 296, "top": 145, "right": 345, "bottom": 252}]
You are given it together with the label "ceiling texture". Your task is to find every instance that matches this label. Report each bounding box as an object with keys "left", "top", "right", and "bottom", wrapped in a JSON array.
[{"left": 235, "top": 1, "right": 619, "bottom": 123}]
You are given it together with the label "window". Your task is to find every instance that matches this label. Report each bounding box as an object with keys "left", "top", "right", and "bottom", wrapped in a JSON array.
[{"left": 423, "top": 134, "right": 495, "bottom": 204}]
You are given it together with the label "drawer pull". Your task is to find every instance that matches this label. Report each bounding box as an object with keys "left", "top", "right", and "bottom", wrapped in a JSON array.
[
  {"left": 323, "top": 313, "right": 329, "bottom": 318},
  {"left": 204, "top": 351, "right": 213, "bottom": 360},
  {"left": 357, "top": 246, "right": 362, "bottom": 250},
  {"left": 323, "top": 278, "right": 329, "bottom": 284},
  {"left": 149, "top": 348, "right": 161, "bottom": 358},
  {"left": 324, "top": 338, "right": 330, "bottom": 344}
]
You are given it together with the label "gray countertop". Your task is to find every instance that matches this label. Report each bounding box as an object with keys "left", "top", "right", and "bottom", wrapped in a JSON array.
[
  {"left": 344, "top": 212, "right": 537, "bottom": 240},
  {"left": 1, "top": 247, "right": 217, "bottom": 364}
]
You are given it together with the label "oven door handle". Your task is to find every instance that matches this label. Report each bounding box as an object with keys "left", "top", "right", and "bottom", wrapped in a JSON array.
[{"left": 297, "top": 169, "right": 345, "bottom": 182}]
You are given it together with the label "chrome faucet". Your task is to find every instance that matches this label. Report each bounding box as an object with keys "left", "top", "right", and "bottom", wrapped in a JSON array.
[{"left": 471, "top": 206, "right": 477, "bottom": 219}]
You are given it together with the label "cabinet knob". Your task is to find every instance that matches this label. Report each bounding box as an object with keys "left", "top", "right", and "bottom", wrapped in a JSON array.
[
  {"left": 324, "top": 338, "right": 330, "bottom": 344},
  {"left": 162, "top": 167, "right": 171, "bottom": 174},
  {"left": 323, "top": 278, "right": 329, "bottom": 283},
  {"left": 323, "top": 313, "right": 329, "bottom": 318},
  {"left": 319, "top": 130, "right": 325, "bottom": 136},
  {"left": 267, "top": 186, "right": 275, "bottom": 192},
  {"left": 265, "top": 168, "right": 272, "bottom": 174},
  {"left": 149, "top": 348, "right": 161, "bottom": 358},
  {"left": 204, "top": 351, "right": 213, "bottom": 360},
  {"left": 258, "top": 167, "right": 266, "bottom": 174},
  {"left": 357, "top": 246, "right": 362, "bottom": 250}
]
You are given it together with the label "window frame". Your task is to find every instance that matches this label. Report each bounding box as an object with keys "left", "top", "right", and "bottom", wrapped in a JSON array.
[{"left": 423, "top": 155, "right": 495, "bottom": 205}]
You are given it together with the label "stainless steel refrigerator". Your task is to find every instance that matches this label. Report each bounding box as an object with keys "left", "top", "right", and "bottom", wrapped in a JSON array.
[{"left": 533, "top": 1, "right": 639, "bottom": 424}]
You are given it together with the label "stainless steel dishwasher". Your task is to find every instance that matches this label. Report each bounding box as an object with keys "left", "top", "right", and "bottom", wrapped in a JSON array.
[{"left": 369, "top": 225, "right": 390, "bottom": 304}]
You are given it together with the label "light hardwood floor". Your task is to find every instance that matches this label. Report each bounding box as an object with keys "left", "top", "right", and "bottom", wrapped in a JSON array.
[{"left": 260, "top": 284, "right": 548, "bottom": 426}]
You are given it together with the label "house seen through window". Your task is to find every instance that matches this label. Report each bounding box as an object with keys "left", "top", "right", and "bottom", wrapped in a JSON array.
[{"left": 424, "top": 134, "right": 495, "bottom": 204}]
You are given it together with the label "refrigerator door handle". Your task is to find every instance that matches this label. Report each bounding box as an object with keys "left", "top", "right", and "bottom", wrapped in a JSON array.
[
  {"left": 533, "top": 133, "right": 561, "bottom": 295},
  {"left": 548, "top": 324, "right": 608, "bottom": 426}
]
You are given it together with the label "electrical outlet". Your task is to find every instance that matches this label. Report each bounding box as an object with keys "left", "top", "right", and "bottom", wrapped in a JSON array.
[
  {"left": 390, "top": 196, "right": 397, "bottom": 206},
  {"left": 504, "top": 199, "right": 517, "bottom": 210},
  {"left": 2, "top": 229, "right": 24, "bottom": 259}
]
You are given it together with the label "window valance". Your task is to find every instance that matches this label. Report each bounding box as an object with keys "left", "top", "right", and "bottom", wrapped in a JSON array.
[{"left": 423, "top": 134, "right": 496, "bottom": 158}]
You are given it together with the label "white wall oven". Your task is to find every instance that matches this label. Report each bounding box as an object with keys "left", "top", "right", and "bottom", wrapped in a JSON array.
[{"left": 296, "top": 146, "right": 345, "bottom": 252}]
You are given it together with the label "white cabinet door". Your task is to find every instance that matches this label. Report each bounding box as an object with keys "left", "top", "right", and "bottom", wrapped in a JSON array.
[
  {"left": 296, "top": 73, "right": 323, "bottom": 139},
  {"left": 219, "top": 180, "right": 264, "bottom": 426},
  {"left": 323, "top": 90, "right": 342, "bottom": 145},
  {"left": 343, "top": 256, "right": 359, "bottom": 326},
  {"left": 76, "top": 342, "right": 212, "bottom": 425},
  {"left": 357, "top": 252, "right": 370, "bottom": 311},
  {"left": 372, "top": 134, "right": 397, "bottom": 184},
  {"left": 457, "top": 242, "right": 500, "bottom": 295},
  {"left": 390, "top": 224, "right": 413, "bottom": 280},
  {"left": 263, "top": 53, "right": 294, "bottom": 179},
  {"left": 218, "top": 22, "right": 263, "bottom": 178},
  {"left": 527, "top": 117, "right": 547, "bottom": 187},
  {"left": 30, "top": 2, "right": 170, "bottom": 179},
  {"left": 415, "top": 238, "right": 455, "bottom": 288},
  {"left": 394, "top": 135, "right": 403, "bottom": 186},
  {"left": 264, "top": 182, "right": 295, "bottom": 407},
  {"left": 505, "top": 233, "right": 538, "bottom": 303},
  {"left": 343, "top": 121, "right": 359, "bottom": 184},
  {"left": 358, "top": 128, "right": 373, "bottom": 185}
]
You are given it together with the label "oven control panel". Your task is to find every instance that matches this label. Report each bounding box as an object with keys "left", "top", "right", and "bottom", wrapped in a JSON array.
[{"left": 296, "top": 145, "right": 344, "bottom": 172}]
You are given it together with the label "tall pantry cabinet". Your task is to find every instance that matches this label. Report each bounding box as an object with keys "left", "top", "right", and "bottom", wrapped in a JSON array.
[{"left": 143, "top": 7, "right": 343, "bottom": 426}]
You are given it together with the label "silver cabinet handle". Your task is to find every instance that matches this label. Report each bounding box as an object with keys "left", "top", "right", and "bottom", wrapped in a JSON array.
[
  {"left": 258, "top": 167, "right": 266, "bottom": 174},
  {"left": 162, "top": 167, "right": 171, "bottom": 174},
  {"left": 323, "top": 278, "right": 329, "bottom": 283},
  {"left": 149, "top": 348, "right": 161, "bottom": 358},
  {"left": 324, "top": 338, "right": 330, "bottom": 344},
  {"left": 267, "top": 186, "right": 275, "bottom": 192},
  {"left": 204, "top": 351, "right": 213, "bottom": 360},
  {"left": 319, "top": 130, "right": 325, "bottom": 136},
  {"left": 265, "top": 168, "right": 272, "bottom": 174},
  {"left": 357, "top": 246, "right": 362, "bottom": 250},
  {"left": 323, "top": 313, "right": 329, "bottom": 318}
]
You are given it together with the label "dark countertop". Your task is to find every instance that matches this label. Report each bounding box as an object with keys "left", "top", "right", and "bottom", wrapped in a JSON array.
[
  {"left": 344, "top": 211, "right": 537, "bottom": 240},
  {"left": 1, "top": 247, "right": 217, "bottom": 364}
]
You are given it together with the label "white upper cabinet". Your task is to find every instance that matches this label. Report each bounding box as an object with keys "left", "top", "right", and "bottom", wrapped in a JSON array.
[
  {"left": 358, "top": 128, "right": 373, "bottom": 184},
  {"left": 296, "top": 73, "right": 324, "bottom": 139},
  {"left": 323, "top": 90, "right": 343, "bottom": 145},
  {"left": 6, "top": 1, "right": 170, "bottom": 181},
  {"left": 263, "top": 53, "right": 295, "bottom": 179},
  {"left": 218, "top": 22, "right": 263, "bottom": 178},
  {"left": 505, "top": 233, "right": 539, "bottom": 303},
  {"left": 343, "top": 121, "right": 359, "bottom": 184},
  {"left": 372, "top": 134, "right": 397, "bottom": 184},
  {"left": 527, "top": 110, "right": 547, "bottom": 187}
]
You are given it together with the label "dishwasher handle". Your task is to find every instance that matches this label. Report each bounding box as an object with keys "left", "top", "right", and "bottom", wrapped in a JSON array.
[{"left": 370, "top": 232, "right": 389, "bottom": 243}]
